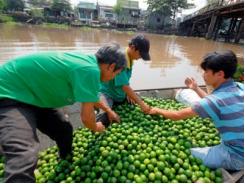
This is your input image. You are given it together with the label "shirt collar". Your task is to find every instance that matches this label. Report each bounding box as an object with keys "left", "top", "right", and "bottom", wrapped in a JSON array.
[{"left": 213, "top": 79, "right": 236, "bottom": 92}]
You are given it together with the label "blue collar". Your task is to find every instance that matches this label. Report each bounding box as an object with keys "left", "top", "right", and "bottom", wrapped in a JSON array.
[{"left": 213, "top": 79, "right": 236, "bottom": 92}]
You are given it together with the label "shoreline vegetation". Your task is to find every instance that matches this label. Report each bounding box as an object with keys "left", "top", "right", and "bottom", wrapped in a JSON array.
[{"left": 0, "top": 13, "right": 136, "bottom": 35}]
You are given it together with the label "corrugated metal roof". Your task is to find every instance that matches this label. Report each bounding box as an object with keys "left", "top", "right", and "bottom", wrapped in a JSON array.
[{"left": 77, "top": 2, "right": 96, "bottom": 10}]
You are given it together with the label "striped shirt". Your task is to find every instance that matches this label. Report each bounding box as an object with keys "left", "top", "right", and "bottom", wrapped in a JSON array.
[{"left": 192, "top": 79, "right": 244, "bottom": 160}]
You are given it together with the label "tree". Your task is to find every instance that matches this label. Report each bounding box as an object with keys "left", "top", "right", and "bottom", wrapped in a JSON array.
[
  {"left": 207, "top": 0, "right": 220, "bottom": 5},
  {"left": 147, "top": 0, "right": 194, "bottom": 19},
  {"left": 51, "top": 0, "right": 72, "bottom": 16},
  {"left": 0, "top": 0, "right": 6, "bottom": 12},
  {"left": 4, "top": 0, "right": 24, "bottom": 11},
  {"left": 113, "top": 1, "right": 123, "bottom": 21},
  {"left": 28, "top": 0, "right": 52, "bottom": 7}
]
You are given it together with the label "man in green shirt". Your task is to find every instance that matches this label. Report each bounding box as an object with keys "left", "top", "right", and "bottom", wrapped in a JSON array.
[
  {"left": 0, "top": 43, "right": 126, "bottom": 182},
  {"left": 95, "top": 35, "right": 152, "bottom": 127}
]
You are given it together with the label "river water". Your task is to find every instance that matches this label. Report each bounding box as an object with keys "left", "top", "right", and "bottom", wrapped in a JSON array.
[{"left": 0, "top": 24, "right": 243, "bottom": 90}]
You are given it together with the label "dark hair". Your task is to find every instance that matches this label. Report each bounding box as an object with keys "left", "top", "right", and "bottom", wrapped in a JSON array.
[
  {"left": 201, "top": 50, "right": 238, "bottom": 78},
  {"left": 129, "top": 34, "right": 151, "bottom": 61},
  {"left": 95, "top": 43, "right": 126, "bottom": 71}
]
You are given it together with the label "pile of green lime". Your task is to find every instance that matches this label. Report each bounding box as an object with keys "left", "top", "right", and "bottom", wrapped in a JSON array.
[{"left": 0, "top": 97, "right": 223, "bottom": 183}]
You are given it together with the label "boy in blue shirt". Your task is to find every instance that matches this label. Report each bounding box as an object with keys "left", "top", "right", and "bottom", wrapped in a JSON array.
[{"left": 150, "top": 50, "right": 244, "bottom": 170}]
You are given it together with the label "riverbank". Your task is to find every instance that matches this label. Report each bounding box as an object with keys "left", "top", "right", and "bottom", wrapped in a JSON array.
[{"left": 1, "top": 12, "right": 243, "bottom": 45}]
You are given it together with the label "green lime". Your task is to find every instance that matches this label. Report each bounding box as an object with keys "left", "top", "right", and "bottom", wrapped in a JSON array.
[
  {"left": 179, "top": 174, "right": 188, "bottom": 183},
  {"left": 162, "top": 175, "right": 168, "bottom": 182},
  {"left": 215, "top": 168, "right": 222, "bottom": 177},
  {"left": 157, "top": 161, "right": 165, "bottom": 171},
  {"left": 149, "top": 173, "right": 155, "bottom": 181},
  {"left": 155, "top": 171, "right": 162, "bottom": 180},
  {"left": 127, "top": 172, "right": 134, "bottom": 180},
  {"left": 215, "top": 177, "right": 223, "bottom": 183},
  {"left": 101, "top": 172, "right": 109, "bottom": 181},
  {"left": 113, "top": 169, "right": 120, "bottom": 178}
]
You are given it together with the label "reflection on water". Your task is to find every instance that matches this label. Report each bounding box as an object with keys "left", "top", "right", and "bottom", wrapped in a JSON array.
[{"left": 0, "top": 24, "right": 243, "bottom": 89}]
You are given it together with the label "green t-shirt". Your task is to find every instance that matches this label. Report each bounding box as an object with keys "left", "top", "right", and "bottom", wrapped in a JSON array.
[
  {"left": 100, "top": 67, "right": 132, "bottom": 102},
  {"left": 0, "top": 51, "right": 100, "bottom": 108}
]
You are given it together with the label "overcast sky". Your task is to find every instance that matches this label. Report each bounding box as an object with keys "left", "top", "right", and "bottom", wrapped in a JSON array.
[{"left": 70, "top": 0, "right": 207, "bottom": 14}]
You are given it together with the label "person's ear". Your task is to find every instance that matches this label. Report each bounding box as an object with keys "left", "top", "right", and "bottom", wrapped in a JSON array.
[
  {"left": 217, "top": 70, "right": 225, "bottom": 78},
  {"left": 129, "top": 44, "right": 137, "bottom": 51},
  {"left": 108, "top": 63, "right": 116, "bottom": 72},
  {"left": 133, "top": 45, "right": 138, "bottom": 51}
]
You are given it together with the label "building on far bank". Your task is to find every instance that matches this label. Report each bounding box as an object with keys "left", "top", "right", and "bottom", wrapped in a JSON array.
[
  {"left": 116, "top": 0, "right": 141, "bottom": 28},
  {"left": 77, "top": 1, "right": 98, "bottom": 24},
  {"left": 73, "top": 0, "right": 141, "bottom": 28},
  {"left": 145, "top": 11, "right": 172, "bottom": 31},
  {"left": 98, "top": 5, "right": 116, "bottom": 24}
]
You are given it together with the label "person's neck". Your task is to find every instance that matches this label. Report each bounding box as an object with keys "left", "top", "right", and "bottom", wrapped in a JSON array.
[
  {"left": 98, "top": 63, "right": 106, "bottom": 81},
  {"left": 127, "top": 47, "right": 133, "bottom": 61},
  {"left": 212, "top": 78, "right": 230, "bottom": 89}
]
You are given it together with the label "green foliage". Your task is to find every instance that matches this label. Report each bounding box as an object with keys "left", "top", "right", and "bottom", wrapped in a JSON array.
[
  {"left": 113, "top": 2, "right": 123, "bottom": 16},
  {"left": 0, "top": 14, "right": 13, "bottom": 22},
  {"left": 28, "top": 0, "right": 51, "bottom": 7},
  {"left": 30, "top": 8, "right": 44, "bottom": 18},
  {"left": 4, "top": 0, "right": 24, "bottom": 11},
  {"left": 0, "top": 0, "right": 6, "bottom": 12},
  {"left": 51, "top": 0, "right": 72, "bottom": 13},
  {"left": 147, "top": 0, "right": 171, "bottom": 16},
  {"left": 147, "top": 0, "right": 194, "bottom": 19},
  {"left": 233, "top": 64, "right": 244, "bottom": 83},
  {"left": 207, "top": 0, "right": 220, "bottom": 5}
]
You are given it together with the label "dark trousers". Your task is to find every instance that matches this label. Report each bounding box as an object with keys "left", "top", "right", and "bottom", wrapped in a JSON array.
[
  {"left": 96, "top": 93, "right": 127, "bottom": 128},
  {"left": 0, "top": 99, "right": 73, "bottom": 183}
]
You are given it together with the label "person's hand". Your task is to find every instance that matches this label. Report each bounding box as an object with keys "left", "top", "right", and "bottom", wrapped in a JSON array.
[
  {"left": 148, "top": 107, "right": 160, "bottom": 115},
  {"left": 107, "top": 110, "right": 120, "bottom": 123},
  {"left": 185, "top": 77, "right": 198, "bottom": 90},
  {"left": 127, "top": 96, "right": 136, "bottom": 105},
  {"left": 95, "top": 122, "right": 105, "bottom": 132},
  {"left": 140, "top": 103, "right": 151, "bottom": 114}
]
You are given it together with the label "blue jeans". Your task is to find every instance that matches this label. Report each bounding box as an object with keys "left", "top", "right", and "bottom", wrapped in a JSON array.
[{"left": 191, "top": 144, "right": 244, "bottom": 170}]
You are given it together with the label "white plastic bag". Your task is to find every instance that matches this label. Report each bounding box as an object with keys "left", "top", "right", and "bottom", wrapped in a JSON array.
[{"left": 175, "top": 89, "right": 201, "bottom": 106}]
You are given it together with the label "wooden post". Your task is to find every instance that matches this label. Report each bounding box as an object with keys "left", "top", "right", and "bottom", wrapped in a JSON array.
[
  {"left": 190, "top": 22, "right": 196, "bottom": 36},
  {"left": 206, "top": 14, "right": 218, "bottom": 39},
  {"left": 186, "top": 23, "right": 192, "bottom": 36},
  {"left": 213, "top": 17, "right": 222, "bottom": 40},
  {"left": 226, "top": 18, "right": 237, "bottom": 42},
  {"left": 204, "top": 22, "right": 209, "bottom": 33},
  {"left": 235, "top": 18, "right": 244, "bottom": 43}
]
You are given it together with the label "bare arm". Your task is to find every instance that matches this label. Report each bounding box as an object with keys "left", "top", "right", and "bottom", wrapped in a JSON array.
[
  {"left": 94, "top": 101, "right": 120, "bottom": 122},
  {"left": 122, "top": 85, "right": 150, "bottom": 113},
  {"left": 185, "top": 77, "right": 208, "bottom": 98},
  {"left": 94, "top": 100, "right": 111, "bottom": 113},
  {"left": 81, "top": 102, "right": 105, "bottom": 132},
  {"left": 193, "top": 86, "right": 208, "bottom": 98},
  {"left": 149, "top": 107, "right": 197, "bottom": 121}
]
